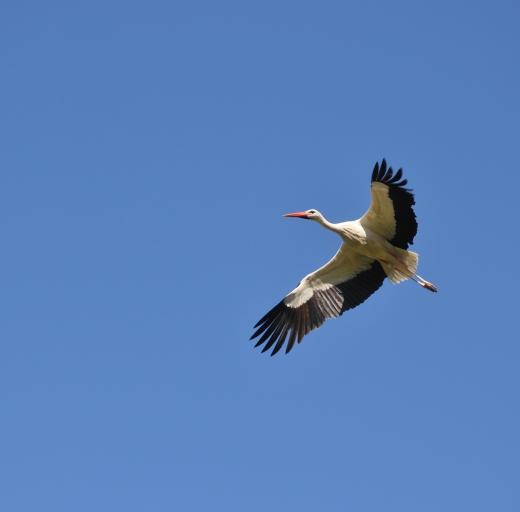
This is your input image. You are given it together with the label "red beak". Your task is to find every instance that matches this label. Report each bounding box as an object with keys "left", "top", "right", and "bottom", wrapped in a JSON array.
[{"left": 284, "top": 211, "right": 309, "bottom": 219}]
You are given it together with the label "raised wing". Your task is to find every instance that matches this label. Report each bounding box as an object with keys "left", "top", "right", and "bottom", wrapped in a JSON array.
[
  {"left": 250, "top": 246, "right": 386, "bottom": 356},
  {"left": 360, "top": 159, "right": 417, "bottom": 249}
]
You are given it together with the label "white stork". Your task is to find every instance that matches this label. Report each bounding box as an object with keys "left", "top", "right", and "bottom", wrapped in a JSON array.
[{"left": 251, "top": 159, "right": 437, "bottom": 356}]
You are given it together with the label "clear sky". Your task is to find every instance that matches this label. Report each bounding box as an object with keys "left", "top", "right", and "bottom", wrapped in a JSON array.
[{"left": 1, "top": 1, "right": 519, "bottom": 510}]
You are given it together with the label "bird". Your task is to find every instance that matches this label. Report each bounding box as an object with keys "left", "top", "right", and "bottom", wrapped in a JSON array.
[{"left": 250, "top": 159, "right": 437, "bottom": 356}]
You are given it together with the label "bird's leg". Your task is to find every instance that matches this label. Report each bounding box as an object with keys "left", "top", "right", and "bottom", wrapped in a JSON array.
[
  {"left": 380, "top": 251, "right": 438, "bottom": 293},
  {"left": 413, "top": 273, "right": 438, "bottom": 293},
  {"left": 390, "top": 253, "right": 438, "bottom": 293}
]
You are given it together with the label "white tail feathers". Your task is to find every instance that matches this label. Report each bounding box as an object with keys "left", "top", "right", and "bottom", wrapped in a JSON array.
[
  {"left": 379, "top": 249, "right": 437, "bottom": 292},
  {"left": 405, "top": 250, "right": 419, "bottom": 274},
  {"left": 381, "top": 250, "right": 419, "bottom": 284}
]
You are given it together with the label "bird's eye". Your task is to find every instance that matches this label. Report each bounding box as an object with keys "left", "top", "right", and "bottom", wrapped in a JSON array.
[{"left": 309, "top": 210, "right": 316, "bottom": 214}]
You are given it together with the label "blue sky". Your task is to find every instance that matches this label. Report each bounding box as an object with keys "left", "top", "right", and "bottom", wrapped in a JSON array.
[{"left": 1, "top": 1, "right": 519, "bottom": 510}]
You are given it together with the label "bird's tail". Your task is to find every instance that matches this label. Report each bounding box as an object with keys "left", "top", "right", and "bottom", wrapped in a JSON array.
[
  {"left": 381, "top": 249, "right": 419, "bottom": 284},
  {"left": 381, "top": 249, "right": 438, "bottom": 292}
]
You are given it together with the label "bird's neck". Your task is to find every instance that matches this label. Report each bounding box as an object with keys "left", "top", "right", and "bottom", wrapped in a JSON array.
[{"left": 316, "top": 216, "right": 343, "bottom": 236}]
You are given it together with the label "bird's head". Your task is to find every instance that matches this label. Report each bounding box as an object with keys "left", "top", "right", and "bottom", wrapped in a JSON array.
[{"left": 283, "top": 209, "right": 323, "bottom": 221}]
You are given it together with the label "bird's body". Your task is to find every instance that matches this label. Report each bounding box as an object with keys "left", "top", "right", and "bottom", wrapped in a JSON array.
[{"left": 250, "top": 159, "right": 437, "bottom": 356}]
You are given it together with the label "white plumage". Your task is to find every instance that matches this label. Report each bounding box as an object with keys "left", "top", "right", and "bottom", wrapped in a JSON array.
[{"left": 250, "top": 159, "right": 437, "bottom": 356}]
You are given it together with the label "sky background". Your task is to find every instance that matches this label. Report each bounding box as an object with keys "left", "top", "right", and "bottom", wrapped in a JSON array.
[{"left": 1, "top": 1, "right": 519, "bottom": 510}]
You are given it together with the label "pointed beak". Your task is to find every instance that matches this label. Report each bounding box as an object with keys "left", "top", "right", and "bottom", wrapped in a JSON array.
[{"left": 283, "top": 211, "right": 309, "bottom": 219}]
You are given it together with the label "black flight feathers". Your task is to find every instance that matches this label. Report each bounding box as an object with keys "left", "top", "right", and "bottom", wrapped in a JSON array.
[
  {"left": 372, "top": 159, "right": 418, "bottom": 249},
  {"left": 371, "top": 158, "right": 408, "bottom": 187},
  {"left": 250, "top": 262, "right": 386, "bottom": 356}
]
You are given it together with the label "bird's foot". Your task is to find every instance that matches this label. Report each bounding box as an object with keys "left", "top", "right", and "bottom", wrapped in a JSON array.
[{"left": 420, "top": 281, "right": 438, "bottom": 293}]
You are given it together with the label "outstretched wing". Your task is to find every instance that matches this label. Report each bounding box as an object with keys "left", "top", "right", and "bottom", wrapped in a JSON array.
[
  {"left": 250, "top": 246, "right": 386, "bottom": 356},
  {"left": 360, "top": 159, "right": 417, "bottom": 249}
]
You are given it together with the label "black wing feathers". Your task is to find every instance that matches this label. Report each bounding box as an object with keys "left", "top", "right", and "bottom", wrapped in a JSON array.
[
  {"left": 250, "top": 298, "right": 326, "bottom": 356},
  {"left": 250, "top": 262, "right": 386, "bottom": 356},
  {"left": 338, "top": 261, "right": 386, "bottom": 313},
  {"left": 372, "top": 159, "right": 417, "bottom": 249}
]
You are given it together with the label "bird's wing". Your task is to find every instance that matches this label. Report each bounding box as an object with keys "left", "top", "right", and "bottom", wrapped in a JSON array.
[
  {"left": 250, "top": 245, "right": 386, "bottom": 356},
  {"left": 359, "top": 159, "right": 417, "bottom": 249}
]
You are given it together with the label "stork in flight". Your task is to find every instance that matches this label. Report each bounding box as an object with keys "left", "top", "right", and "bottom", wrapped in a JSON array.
[{"left": 250, "top": 159, "right": 437, "bottom": 356}]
